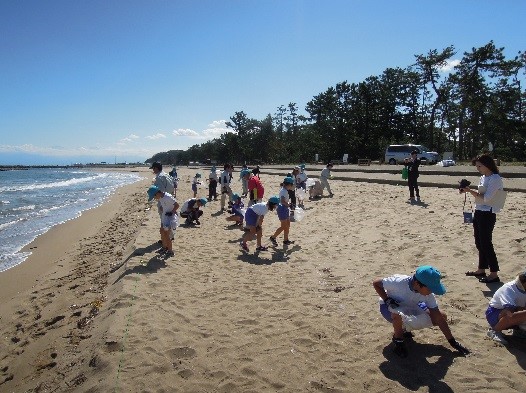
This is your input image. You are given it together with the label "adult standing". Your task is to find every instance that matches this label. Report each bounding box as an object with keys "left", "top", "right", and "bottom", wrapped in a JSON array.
[
  {"left": 208, "top": 166, "right": 218, "bottom": 201},
  {"left": 404, "top": 150, "right": 421, "bottom": 203},
  {"left": 220, "top": 164, "right": 233, "bottom": 211},
  {"left": 462, "top": 154, "right": 504, "bottom": 283}
]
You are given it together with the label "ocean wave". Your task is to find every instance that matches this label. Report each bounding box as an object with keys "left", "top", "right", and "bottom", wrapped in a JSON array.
[
  {"left": 13, "top": 205, "right": 36, "bottom": 211},
  {"left": 0, "top": 173, "right": 107, "bottom": 192}
]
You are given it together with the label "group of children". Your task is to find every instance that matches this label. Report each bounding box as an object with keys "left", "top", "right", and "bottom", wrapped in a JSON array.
[{"left": 147, "top": 161, "right": 526, "bottom": 359}]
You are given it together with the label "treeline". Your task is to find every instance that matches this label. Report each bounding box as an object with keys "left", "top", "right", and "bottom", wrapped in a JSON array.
[{"left": 147, "top": 41, "right": 526, "bottom": 165}]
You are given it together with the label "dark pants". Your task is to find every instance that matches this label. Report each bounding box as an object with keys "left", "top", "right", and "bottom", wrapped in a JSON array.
[
  {"left": 288, "top": 189, "right": 296, "bottom": 209},
  {"left": 209, "top": 179, "right": 217, "bottom": 200},
  {"left": 473, "top": 210, "right": 499, "bottom": 272},
  {"left": 408, "top": 176, "right": 419, "bottom": 198}
]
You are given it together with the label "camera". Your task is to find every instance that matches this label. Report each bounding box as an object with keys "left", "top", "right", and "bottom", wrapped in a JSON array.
[{"left": 458, "top": 179, "right": 471, "bottom": 190}]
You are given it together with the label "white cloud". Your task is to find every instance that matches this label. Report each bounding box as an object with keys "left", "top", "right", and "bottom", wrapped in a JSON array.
[
  {"left": 145, "top": 133, "right": 166, "bottom": 140},
  {"left": 439, "top": 59, "right": 460, "bottom": 73},
  {"left": 120, "top": 134, "right": 140, "bottom": 143},
  {"left": 173, "top": 128, "right": 200, "bottom": 137},
  {"left": 201, "top": 119, "right": 233, "bottom": 138}
]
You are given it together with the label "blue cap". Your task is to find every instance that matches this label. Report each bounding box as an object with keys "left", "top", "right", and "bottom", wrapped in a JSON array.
[
  {"left": 232, "top": 193, "right": 240, "bottom": 200},
  {"left": 147, "top": 185, "right": 160, "bottom": 201},
  {"left": 195, "top": 173, "right": 201, "bottom": 178},
  {"left": 283, "top": 177, "right": 294, "bottom": 185},
  {"left": 198, "top": 197, "right": 207, "bottom": 206},
  {"left": 268, "top": 196, "right": 280, "bottom": 205},
  {"left": 415, "top": 266, "right": 446, "bottom": 295}
]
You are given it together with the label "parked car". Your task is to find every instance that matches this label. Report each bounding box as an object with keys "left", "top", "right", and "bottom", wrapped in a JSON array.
[{"left": 384, "top": 144, "right": 440, "bottom": 165}]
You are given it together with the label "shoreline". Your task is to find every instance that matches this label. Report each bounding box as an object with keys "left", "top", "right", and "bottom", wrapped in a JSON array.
[{"left": 1, "top": 166, "right": 526, "bottom": 392}]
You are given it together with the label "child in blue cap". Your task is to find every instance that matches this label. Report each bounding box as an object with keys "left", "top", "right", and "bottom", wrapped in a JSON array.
[
  {"left": 226, "top": 193, "right": 245, "bottom": 226},
  {"left": 147, "top": 185, "right": 179, "bottom": 257},
  {"left": 180, "top": 197, "right": 207, "bottom": 225},
  {"left": 373, "top": 265, "right": 470, "bottom": 357},
  {"left": 240, "top": 197, "right": 279, "bottom": 252},
  {"left": 270, "top": 177, "right": 295, "bottom": 246}
]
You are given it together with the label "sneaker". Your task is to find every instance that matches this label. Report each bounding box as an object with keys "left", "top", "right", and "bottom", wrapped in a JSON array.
[
  {"left": 283, "top": 240, "right": 295, "bottom": 245},
  {"left": 164, "top": 250, "right": 174, "bottom": 258},
  {"left": 392, "top": 338, "right": 408, "bottom": 358},
  {"left": 195, "top": 220, "right": 201, "bottom": 225},
  {"left": 269, "top": 237, "right": 278, "bottom": 246},
  {"left": 512, "top": 327, "right": 526, "bottom": 339},
  {"left": 240, "top": 241, "right": 249, "bottom": 252},
  {"left": 256, "top": 246, "right": 268, "bottom": 251},
  {"left": 487, "top": 328, "right": 508, "bottom": 345},
  {"left": 156, "top": 248, "right": 168, "bottom": 254}
]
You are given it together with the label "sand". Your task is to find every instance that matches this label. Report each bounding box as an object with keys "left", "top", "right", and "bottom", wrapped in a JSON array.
[{"left": 1, "top": 165, "right": 525, "bottom": 392}]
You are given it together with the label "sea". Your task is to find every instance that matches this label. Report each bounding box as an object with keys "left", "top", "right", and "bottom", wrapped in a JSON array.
[{"left": 0, "top": 168, "right": 142, "bottom": 273}]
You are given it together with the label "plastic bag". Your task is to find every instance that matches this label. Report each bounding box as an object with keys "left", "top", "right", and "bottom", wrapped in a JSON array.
[
  {"left": 401, "top": 167, "right": 408, "bottom": 180},
  {"left": 296, "top": 188, "right": 306, "bottom": 200},
  {"left": 293, "top": 207, "right": 305, "bottom": 222}
]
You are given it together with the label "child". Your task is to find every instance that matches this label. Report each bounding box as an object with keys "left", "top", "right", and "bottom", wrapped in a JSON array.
[
  {"left": 240, "top": 196, "right": 279, "bottom": 253},
  {"left": 270, "top": 177, "right": 295, "bottom": 246},
  {"left": 169, "top": 166, "right": 178, "bottom": 198},
  {"left": 147, "top": 185, "right": 179, "bottom": 257},
  {"left": 320, "top": 163, "right": 334, "bottom": 196},
  {"left": 372, "top": 265, "right": 470, "bottom": 358},
  {"left": 245, "top": 170, "right": 265, "bottom": 207},
  {"left": 180, "top": 197, "right": 207, "bottom": 225},
  {"left": 226, "top": 193, "right": 244, "bottom": 226},
  {"left": 240, "top": 165, "right": 249, "bottom": 197},
  {"left": 295, "top": 165, "right": 308, "bottom": 208},
  {"left": 191, "top": 173, "right": 202, "bottom": 198},
  {"left": 486, "top": 270, "right": 526, "bottom": 344}
]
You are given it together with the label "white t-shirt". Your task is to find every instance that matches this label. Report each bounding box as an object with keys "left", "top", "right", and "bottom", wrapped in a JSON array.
[
  {"left": 489, "top": 280, "right": 526, "bottom": 310},
  {"left": 296, "top": 172, "right": 307, "bottom": 184},
  {"left": 475, "top": 173, "right": 504, "bottom": 212},
  {"left": 279, "top": 187, "right": 289, "bottom": 204},
  {"left": 320, "top": 168, "right": 331, "bottom": 179},
  {"left": 250, "top": 202, "right": 268, "bottom": 216},
  {"left": 221, "top": 170, "right": 231, "bottom": 186},
  {"left": 154, "top": 171, "right": 175, "bottom": 194},
  {"left": 159, "top": 193, "right": 177, "bottom": 214},
  {"left": 381, "top": 274, "right": 439, "bottom": 312}
]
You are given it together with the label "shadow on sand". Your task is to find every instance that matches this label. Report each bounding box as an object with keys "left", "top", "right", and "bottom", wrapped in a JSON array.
[{"left": 379, "top": 338, "right": 463, "bottom": 392}]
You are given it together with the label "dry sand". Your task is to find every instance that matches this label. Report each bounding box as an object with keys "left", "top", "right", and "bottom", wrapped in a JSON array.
[{"left": 1, "top": 165, "right": 525, "bottom": 392}]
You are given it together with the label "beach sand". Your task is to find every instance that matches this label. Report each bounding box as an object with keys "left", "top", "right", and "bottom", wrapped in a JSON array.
[{"left": 1, "top": 166, "right": 525, "bottom": 392}]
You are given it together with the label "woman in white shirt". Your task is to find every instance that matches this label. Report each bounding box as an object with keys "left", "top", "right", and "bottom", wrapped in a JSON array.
[{"left": 461, "top": 154, "right": 504, "bottom": 283}]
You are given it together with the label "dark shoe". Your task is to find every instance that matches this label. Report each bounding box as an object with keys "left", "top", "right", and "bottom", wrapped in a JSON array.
[
  {"left": 283, "top": 240, "right": 295, "bottom": 245},
  {"left": 269, "top": 237, "right": 278, "bottom": 246},
  {"left": 465, "top": 271, "right": 487, "bottom": 277},
  {"left": 479, "top": 276, "right": 500, "bottom": 283},
  {"left": 256, "top": 246, "right": 269, "bottom": 251},
  {"left": 195, "top": 220, "right": 201, "bottom": 225},
  {"left": 392, "top": 338, "right": 408, "bottom": 358}
]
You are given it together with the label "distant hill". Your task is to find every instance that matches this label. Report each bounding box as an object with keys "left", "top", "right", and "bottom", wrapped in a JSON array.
[{"left": 145, "top": 150, "right": 186, "bottom": 165}]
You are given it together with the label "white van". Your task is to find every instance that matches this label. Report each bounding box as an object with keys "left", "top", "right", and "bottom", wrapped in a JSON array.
[{"left": 384, "top": 144, "right": 440, "bottom": 165}]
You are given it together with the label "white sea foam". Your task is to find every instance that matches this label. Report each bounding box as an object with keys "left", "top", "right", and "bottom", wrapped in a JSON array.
[{"left": 0, "top": 173, "right": 106, "bottom": 192}]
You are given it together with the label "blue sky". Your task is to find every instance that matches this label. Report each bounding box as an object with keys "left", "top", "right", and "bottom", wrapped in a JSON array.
[{"left": 1, "top": 0, "right": 524, "bottom": 165}]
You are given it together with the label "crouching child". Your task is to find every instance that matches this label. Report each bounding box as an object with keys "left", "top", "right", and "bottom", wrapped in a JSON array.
[
  {"left": 180, "top": 197, "right": 207, "bottom": 225},
  {"left": 372, "top": 265, "right": 470, "bottom": 357}
]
